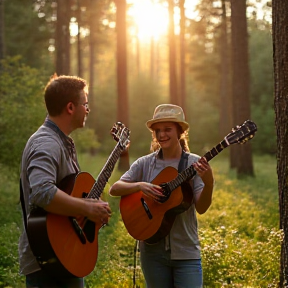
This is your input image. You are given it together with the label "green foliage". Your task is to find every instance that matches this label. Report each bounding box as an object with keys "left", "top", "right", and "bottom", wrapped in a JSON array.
[
  {"left": 198, "top": 155, "right": 280, "bottom": 286},
  {"left": 0, "top": 2, "right": 279, "bottom": 287},
  {"left": 4, "top": 0, "right": 54, "bottom": 71},
  {"left": 251, "top": 100, "right": 276, "bottom": 155},
  {"left": 187, "top": 88, "right": 220, "bottom": 153},
  {"left": 86, "top": 212, "right": 144, "bottom": 288},
  {"left": 0, "top": 154, "right": 280, "bottom": 288},
  {"left": 3, "top": 1, "right": 276, "bottom": 156},
  {"left": 86, "top": 154, "right": 281, "bottom": 287},
  {"left": 201, "top": 226, "right": 282, "bottom": 287},
  {"left": 71, "top": 128, "right": 101, "bottom": 154},
  {"left": 0, "top": 223, "right": 24, "bottom": 288},
  {"left": 0, "top": 56, "right": 46, "bottom": 178},
  {"left": 249, "top": 19, "right": 273, "bottom": 107},
  {"left": 87, "top": 75, "right": 118, "bottom": 155},
  {"left": 0, "top": 166, "right": 24, "bottom": 287},
  {"left": 0, "top": 172, "right": 22, "bottom": 227},
  {"left": 128, "top": 74, "right": 168, "bottom": 156},
  {"left": 84, "top": 170, "right": 145, "bottom": 287},
  {"left": 89, "top": 73, "right": 169, "bottom": 157},
  {"left": 249, "top": 19, "right": 276, "bottom": 155}
]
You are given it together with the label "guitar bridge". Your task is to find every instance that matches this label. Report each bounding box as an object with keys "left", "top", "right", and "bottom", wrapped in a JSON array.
[
  {"left": 69, "top": 217, "right": 86, "bottom": 244},
  {"left": 141, "top": 198, "right": 153, "bottom": 219}
]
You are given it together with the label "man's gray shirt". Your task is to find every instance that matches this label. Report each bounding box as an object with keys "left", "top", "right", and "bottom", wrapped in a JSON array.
[{"left": 19, "top": 118, "right": 80, "bottom": 275}]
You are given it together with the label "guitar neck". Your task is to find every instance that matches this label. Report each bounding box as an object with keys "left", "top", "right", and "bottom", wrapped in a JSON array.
[
  {"left": 88, "top": 143, "right": 124, "bottom": 199},
  {"left": 168, "top": 138, "right": 229, "bottom": 191},
  {"left": 203, "top": 138, "right": 229, "bottom": 162}
]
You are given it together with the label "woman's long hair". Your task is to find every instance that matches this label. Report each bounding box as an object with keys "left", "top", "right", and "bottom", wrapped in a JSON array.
[{"left": 149, "top": 123, "right": 190, "bottom": 153}]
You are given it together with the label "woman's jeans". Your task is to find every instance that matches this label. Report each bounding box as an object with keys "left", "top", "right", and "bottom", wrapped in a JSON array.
[{"left": 140, "top": 241, "right": 203, "bottom": 288}]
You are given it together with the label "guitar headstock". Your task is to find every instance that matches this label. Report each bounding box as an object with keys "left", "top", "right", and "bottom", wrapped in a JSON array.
[
  {"left": 110, "top": 122, "right": 130, "bottom": 149},
  {"left": 225, "top": 120, "right": 257, "bottom": 145}
]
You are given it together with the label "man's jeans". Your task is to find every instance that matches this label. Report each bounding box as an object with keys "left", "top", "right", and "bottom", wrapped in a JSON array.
[{"left": 26, "top": 269, "right": 84, "bottom": 288}]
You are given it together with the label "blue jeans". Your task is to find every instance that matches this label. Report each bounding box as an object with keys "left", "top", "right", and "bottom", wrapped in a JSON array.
[
  {"left": 26, "top": 270, "right": 84, "bottom": 288},
  {"left": 140, "top": 241, "right": 203, "bottom": 288}
]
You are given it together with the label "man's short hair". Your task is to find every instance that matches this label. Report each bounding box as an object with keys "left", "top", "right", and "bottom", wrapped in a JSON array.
[{"left": 44, "top": 74, "right": 88, "bottom": 116}]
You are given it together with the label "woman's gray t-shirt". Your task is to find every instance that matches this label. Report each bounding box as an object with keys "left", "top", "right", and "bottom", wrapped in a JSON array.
[{"left": 120, "top": 151, "right": 204, "bottom": 259}]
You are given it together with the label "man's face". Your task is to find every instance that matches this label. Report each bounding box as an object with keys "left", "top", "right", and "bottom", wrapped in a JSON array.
[{"left": 72, "top": 90, "right": 90, "bottom": 130}]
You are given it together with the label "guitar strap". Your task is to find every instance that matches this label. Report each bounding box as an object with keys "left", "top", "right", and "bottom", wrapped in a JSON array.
[
  {"left": 132, "top": 150, "right": 190, "bottom": 287},
  {"left": 178, "top": 150, "right": 189, "bottom": 173},
  {"left": 158, "top": 148, "right": 189, "bottom": 172},
  {"left": 178, "top": 150, "right": 194, "bottom": 204},
  {"left": 19, "top": 179, "right": 28, "bottom": 233}
]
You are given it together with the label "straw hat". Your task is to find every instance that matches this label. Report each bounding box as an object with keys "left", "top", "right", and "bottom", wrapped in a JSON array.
[{"left": 146, "top": 104, "right": 189, "bottom": 132}]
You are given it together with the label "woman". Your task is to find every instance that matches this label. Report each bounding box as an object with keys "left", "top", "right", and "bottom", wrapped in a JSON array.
[{"left": 109, "top": 104, "right": 214, "bottom": 288}]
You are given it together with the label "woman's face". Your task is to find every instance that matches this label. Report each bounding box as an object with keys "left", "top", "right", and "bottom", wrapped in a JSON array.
[{"left": 152, "top": 122, "right": 180, "bottom": 150}]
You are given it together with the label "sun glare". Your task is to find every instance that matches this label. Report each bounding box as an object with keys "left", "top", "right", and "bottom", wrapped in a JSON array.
[
  {"left": 127, "top": 0, "right": 200, "bottom": 42},
  {"left": 127, "top": 0, "right": 169, "bottom": 41}
]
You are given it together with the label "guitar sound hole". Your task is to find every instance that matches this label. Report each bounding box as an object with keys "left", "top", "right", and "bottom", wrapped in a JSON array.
[
  {"left": 81, "top": 193, "right": 96, "bottom": 243},
  {"left": 160, "top": 183, "right": 171, "bottom": 201},
  {"left": 83, "top": 220, "right": 96, "bottom": 243}
]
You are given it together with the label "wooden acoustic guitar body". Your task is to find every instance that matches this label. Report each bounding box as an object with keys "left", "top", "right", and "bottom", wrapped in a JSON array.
[
  {"left": 28, "top": 172, "right": 102, "bottom": 278},
  {"left": 120, "top": 166, "right": 193, "bottom": 244}
]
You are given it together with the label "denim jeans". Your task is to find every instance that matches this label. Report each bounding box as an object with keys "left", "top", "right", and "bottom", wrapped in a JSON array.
[
  {"left": 140, "top": 241, "right": 203, "bottom": 288},
  {"left": 26, "top": 270, "right": 84, "bottom": 288}
]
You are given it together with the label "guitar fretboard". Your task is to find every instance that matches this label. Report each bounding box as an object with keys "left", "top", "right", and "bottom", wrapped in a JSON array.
[
  {"left": 167, "top": 138, "right": 229, "bottom": 192},
  {"left": 88, "top": 143, "right": 124, "bottom": 199}
]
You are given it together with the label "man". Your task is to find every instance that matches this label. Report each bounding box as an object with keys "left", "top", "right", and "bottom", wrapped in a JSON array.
[{"left": 19, "top": 75, "right": 111, "bottom": 287}]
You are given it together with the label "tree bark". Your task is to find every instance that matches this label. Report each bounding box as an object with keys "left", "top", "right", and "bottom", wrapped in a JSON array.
[
  {"left": 230, "top": 0, "right": 254, "bottom": 177},
  {"left": 179, "top": 0, "right": 186, "bottom": 111},
  {"left": 219, "top": 0, "right": 231, "bottom": 136},
  {"left": 168, "top": 0, "right": 178, "bottom": 105},
  {"left": 87, "top": 0, "right": 97, "bottom": 145},
  {"left": 55, "top": 0, "right": 70, "bottom": 75},
  {"left": 77, "top": 0, "right": 83, "bottom": 78},
  {"left": 272, "top": 0, "right": 288, "bottom": 286},
  {"left": 0, "top": 0, "right": 5, "bottom": 61},
  {"left": 150, "top": 37, "right": 155, "bottom": 81},
  {"left": 115, "top": 0, "right": 130, "bottom": 171}
]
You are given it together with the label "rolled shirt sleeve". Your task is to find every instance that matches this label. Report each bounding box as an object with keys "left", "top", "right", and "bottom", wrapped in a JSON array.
[{"left": 27, "top": 140, "right": 60, "bottom": 208}]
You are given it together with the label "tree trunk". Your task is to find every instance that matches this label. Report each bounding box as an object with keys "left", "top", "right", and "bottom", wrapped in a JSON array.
[
  {"left": 150, "top": 37, "right": 155, "bottom": 81},
  {"left": 230, "top": 0, "right": 254, "bottom": 177},
  {"left": 219, "top": 0, "right": 231, "bottom": 136},
  {"left": 89, "top": 0, "right": 96, "bottom": 100},
  {"left": 55, "top": 0, "right": 70, "bottom": 75},
  {"left": 77, "top": 0, "right": 83, "bottom": 78},
  {"left": 135, "top": 26, "right": 140, "bottom": 77},
  {"left": 168, "top": 0, "right": 178, "bottom": 105},
  {"left": 272, "top": 0, "right": 288, "bottom": 286},
  {"left": 0, "top": 0, "right": 5, "bottom": 61},
  {"left": 115, "top": 0, "right": 130, "bottom": 171},
  {"left": 87, "top": 0, "right": 97, "bottom": 144},
  {"left": 179, "top": 0, "right": 186, "bottom": 111}
]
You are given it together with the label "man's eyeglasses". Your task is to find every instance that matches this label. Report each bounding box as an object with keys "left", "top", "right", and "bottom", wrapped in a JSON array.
[{"left": 81, "top": 102, "right": 89, "bottom": 110}]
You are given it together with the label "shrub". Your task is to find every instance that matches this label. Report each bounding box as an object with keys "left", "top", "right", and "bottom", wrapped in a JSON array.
[
  {"left": 0, "top": 56, "right": 46, "bottom": 178},
  {"left": 200, "top": 226, "right": 282, "bottom": 287},
  {"left": 0, "top": 223, "right": 25, "bottom": 288}
]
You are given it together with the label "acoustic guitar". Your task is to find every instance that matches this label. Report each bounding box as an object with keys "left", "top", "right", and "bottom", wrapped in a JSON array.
[
  {"left": 27, "top": 122, "right": 130, "bottom": 278},
  {"left": 120, "top": 120, "right": 257, "bottom": 244}
]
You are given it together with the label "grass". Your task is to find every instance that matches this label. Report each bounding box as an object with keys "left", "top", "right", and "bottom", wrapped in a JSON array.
[{"left": 0, "top": 153, "right": 280, "bottom": 287}]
